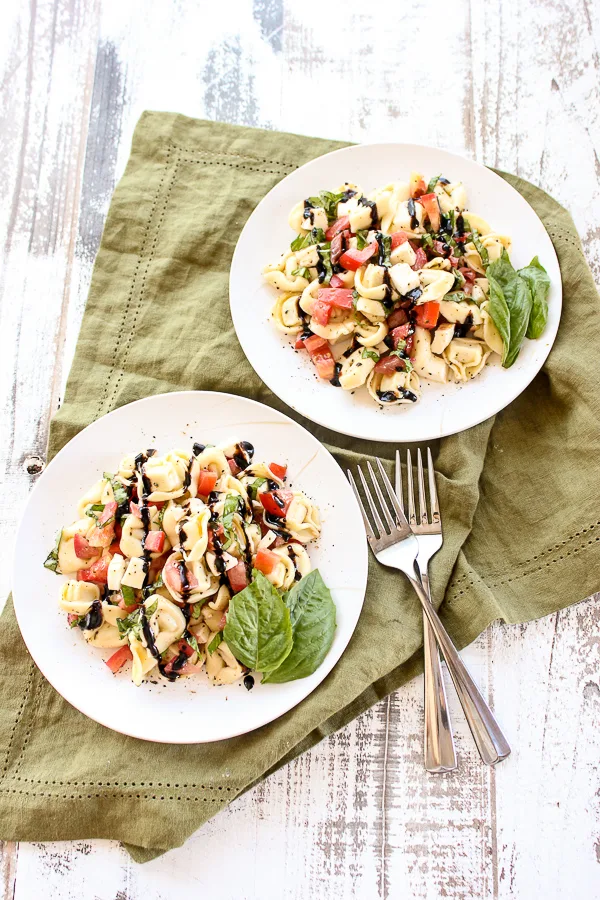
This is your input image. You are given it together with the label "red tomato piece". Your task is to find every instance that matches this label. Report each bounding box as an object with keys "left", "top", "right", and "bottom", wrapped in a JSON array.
[
  {"left": 88, "top": 501, "right": 118, "bottom": 549},
  {"left": 118, "top": 595, "right": 138, "bottom": 613},
  {"left": 177, "top": 639, "right": 195, "bottom": 658},
  {"left": 329, "top": 274, "right": 345, "bottom": 288},
  {"left": 67, "top": 613, "right": 78, "bottom": 626},
  {"left": 294, "top": 335, "right": 307, "bottom": 350},
  {"left": 391, "top": 231, "right": 409, "bottom": 249},
  {"left": 77, "top": 555, "right": 111, "bottom": 585},
  {"left": 303, "top": 334, "right": 328, "bottom": 354},
  {"left": 227, "top": 561, "right": 249, "bottom": 593},
  {"left": 391, "top": 324, "right": 412, "bottom": 348},
  {"left": 254, "top": 548, "right": 280, "bottom": 575},
  {"left": 228, "top": 458, "right": 241, "bottom": 476},
  {"left": 339, "top": 241, "right": 378, "bottom": 271},
  {"left": 105, "top": 646, "right": 133, "bottom": 674},
  {"left": 412, "top": 247, "right": 428, "bottom": 270},
  {"left": 258, "top": 489, "right": 294, "bottom": 518},
  {"left": 325, "top": 215, "right": 350, "bottom": 241},
  {"left": 73, "top": 533, "right": 101, "bottom": 560},
  {"left": 108, "top": 540, "right": 121, "bottom": 556},
  {"left": 311, "top": 297, "right": 333, "bottom": 326},
  {"left": 405, "top": 334, "right": 415, "bottom": 356},
  {"left": 460, "top": 267, "right": 477, "bottom": 283},
  {"left": 130, "top": 501, "right": 141, "bottom": 518},
  {"left": 417, "top": 193, "right": 441, "bottom": 232},
  {"left": 387, "top": 308, "right": 409, "bottom": 329},
  {"left": 144, "top": 530, "right": 165, "bottom": 553},
  {"left": 374, "top": 354, "right": 408, "bottom": 374},
  {"left": 410, "top": 174, "right": 427, "bottom": 198},
  {"left": 197, "top": 469, "right": 218, "bottom": 496},
  {"left": 463, "top": 281, "right": 474, "bottom": 296},
  {"left": 449, "top": 255, "right": 459, "bottom": 267},
  {"left": 317, "top": 288, "right": 353, "bottom": 310},
  {"left": 178, "top": 661, "right": 204, "bottom": 675},
  {"left": 304, "top": 334, "right": 336, "bottom": 380},
  {"left": 269, "top": 462, "right": 287, "bottom": 480},
  {"left": 207, "top": 523, "right": 226, "bottom": 551},
  {"left": 413, "top": 301, "right": 440, "bottom": 329},
  {"left": 163, "top": 554, "right": 198, "bottom": 602}
]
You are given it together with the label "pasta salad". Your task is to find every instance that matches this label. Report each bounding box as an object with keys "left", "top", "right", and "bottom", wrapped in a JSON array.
[
  {"left": 263, "top": 173, "right": 550, "bottom": 406},
  {"left": 44, "top": 441, "right": 335, "bottom": 687}
]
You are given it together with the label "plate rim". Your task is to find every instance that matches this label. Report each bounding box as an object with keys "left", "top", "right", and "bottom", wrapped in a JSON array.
[
  {"left": 229, "top": 140, "right": 562, "bottom": 442},
  {"left": 11, "top": 390, "right": 368, "bottom": 743}
]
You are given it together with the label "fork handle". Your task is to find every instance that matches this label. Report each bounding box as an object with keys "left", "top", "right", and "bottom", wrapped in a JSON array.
[
  {"left": 408, "top": 571, "right": 511, "bottom": 766},
  {"left": 421, "top": 574, "right": 457, "bottom": 773}
]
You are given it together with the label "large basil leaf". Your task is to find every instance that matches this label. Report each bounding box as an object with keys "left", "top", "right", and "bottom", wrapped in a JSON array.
[
  {"left": 262, "top": 570, "right": 336, "bottom": 684},
  {"left": 519, "top": 256, "right": 550, "bottom": 339},
  {"left": 487, "top": 250, "right": 533, "bottom": 368},
  {"left": 223, "top": 571, "right": 293, "bottom": 674}
]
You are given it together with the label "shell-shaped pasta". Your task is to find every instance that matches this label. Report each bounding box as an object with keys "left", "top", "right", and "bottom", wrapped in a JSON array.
[
  {"left": 462, "top": 242, "right": 486, "bottom": 275},
  {"left": 77, "top": 478, "right": 114, "bottom": 518},
  {"left": 117, "top": 454, "right": 136, "bottom": 480},
  {"left": 463, "top": 212, "right": 491, "bottom": 236},
  {"left": 390, "top": 240, "right": 416, "bottom": 267},
  {"left": 162, "top": 500, "right": 187, "bottom": 548},
  {"left": 294, "top": 244, "right": 320, "bottom": 268},
  {"left": 178, "top": 504, "right": 211, "bottom": 562},
  {"left": 288, "top": 201, "right": 305, "bottom": 232},
  {"left": 367, "top": 366, "right": 420, "bottom": 405},
  {"left": 355, "top": 319, "right": 389, "bottom": 347},
  {"left": 120, "top": 506, "right": 165, "bottom": 559},
  {"left": 310, "top": 310, "right": 356, "bottom": 342},
  {"left": 130, "top": 640, "right": 158, "bottom": 686},
  {"left": 430, "top": 323, "right": 456, "bottom": 355},
  {"left": 355, "top": 295, "right": 387, "bottom": 322},
  {"left": 271, "top": 292, "right": 303, "bottom": 334},
  {"left": 338, "top": 347, "right": 378, "bottom": 390},
  {"left": 438, "top": 299, "right": 483, "bottom": 325},
  {"left": 392, "top": 199, "right": 426, "bottom": 234},
  {"left": 85, "top": 602, "right": 128, "bottom": 648},
  {"left": 201, "top": 584, "right": 230, "bottom": 632},
  {"left": 375, "top": 181, "right": 410, "bottom": 232},
  {"left": 418, "top": 269, "right": 455, "bottom": 302},
  {"left": 59, "top": 580, "right": 100, "bottom": 615},
  {"left": 355, "top": 264, "right": 388, "bottom": 301},
  {"left": 214, "top": 474, "right": 249, "bottom": 504},
  {"left": 435, "top": 181, "right": 468, "bottom": 213},
  {"left": 412, "top": 327, "right": 449, "bottom": 383},
  {"left": 239, "top": 462, "right": 284, "bottom": 489},
  {"left": 263, "top": 252, "right": 310, "bottom": 293},
  {"left": 188, "top": 556, "right": 220, "bottom": 600},
  {"left": 299, "top": 278, "right": 321, "bottom": 316},
  {"left": 205, "top": 640, "right": 245, "bottom": 685},
  {"left": 444, "top": 338, "right": 491, "bottom": 381},
  {"left": 285, "top": 492, "right": 321, "bottom": 543},
  {"left": 140, "top": 449, "right": 190, "bottom": 502},
  {"left": 423, "top": 257, "right": 452, "bottom": 271},
  {"left": 58, "top": 518, "right": 95, "bottom": 573},
  {"left": 194, "top": 446, "right": 229, "bottom": 478},
  {"left": 480, "top": 302, "right": 504, "bottom": 356},
  {"left": 481, "top": 233, "right": 512, "bottom": 263},
  {"left": 146, "top": 594, "right": 187, "bottom": 655}
]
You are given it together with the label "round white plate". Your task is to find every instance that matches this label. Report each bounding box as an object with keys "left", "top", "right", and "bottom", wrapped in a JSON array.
[
  {"left": 12, "top": 392, "right": 368, "bottom": 743},
  {"left": 230, "top": 143, "right": 562, "bottom": 442}
]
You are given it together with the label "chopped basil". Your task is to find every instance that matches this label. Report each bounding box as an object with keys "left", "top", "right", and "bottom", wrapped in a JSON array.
[
  {"left": 221, "top": 494, "right": 242, "bottom": 550},
  {"left": 376, "top": 232, "right": 392, "bottom": 267},
  {"left": 121, "top": 584, "right": 135, "bottom": 604},
  {"left": 361, "top": 348, "right": 380, "bottom": 363},
  {"left": 448, "top": 290, "right": 467, "bottom": 302},
  {"left": 291, "top": 266, "right": 312, "bottom": 280},
  {"left": 85, "top": 503, "right": 105, "bottom": 519},
  {"left": 69, "top": 613, "right": 85, "bottom": 629},
  {"left": 156, "top": 504, "right": 166, "bottom": 527},
  {"left": 43, "top": 529, "right": 62, "bottom": 573},
  {"left": 356, "top": 229, "right": 370, "bottom": 250},
  {"left": 207, "top": 632, "right": 223, "bottom": 654},
  {"left": 190, "top": 598, "right": 209, "bottom": 619},
  {"left": 420, "top": 232, "right": 434, "bottom": 249},
  {"left": 389, "top": 349, "right": 414, "bottom": 372},
  {"left": 426, "top": 175, "right": 441, "bottom": 193},
  {"left": 290, "top": 227, "right": 326, "bottom": 252},
  {"left": 117, "top": 608, "right": 144, "bottom": 640},
  {"left": 186, "top": 632, "right": 201, "bottom": 655},
  {"left": 471, "top": 230, "right": 489, "bottom": 267},
  {"left": 103, "top": 472, "right": 129, "bottom": 507},
  {"left": 316, "top": 246, "right": 333, "bottom": 285},
  {"left": 142, "top": 572, "right": 163, "bottom": 599},
  {"left": 307, "top": 191, "right": 343, "bottom": 222},
  {"left": 247, "top": 477, "right": 267, "bottom": 501}
]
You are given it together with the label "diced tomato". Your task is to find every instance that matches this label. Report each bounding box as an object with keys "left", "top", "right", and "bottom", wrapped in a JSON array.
[
  {"left": 77, "top": 555, "right": 111, "bottom": 585},
  {"left": 329, "top": 274, "right": 345, "bottom": 288},
  {"left": 273, "top": 535, "right": 286, "bottom": 548},
  {"left": 374, "top": 354, "right": 408, "bottom": 374},
  {"left": 311, "top": 297, "right": 333, "bottom": 326},
  {"left": 317, "top": 288, "right": 353, "bottom": 310},
  {"left": 207, "top": 523, "right": 226, "bottom": 551},
  {"left": 163, "top": 554, "right": 198, "bottom": 601},
  {"left": 269, "top": 462, "right": 287, "bottom": 480},
  {"left": 294, "top": 335, "right": 308, "bottom": 350},
  {"left": 405, "top": 333, "right": 415, "bottom": 356},
  {"left": 412, "top": 247, "right": 428, "bottom": 270},
  {"left": 258, "top": 489, "right": 294, "bottom": 518},
  {"left": 254, "top": 548, "right": 280, "bottom": 575},
  {"left": 88, "top": 501, "right": 118, "bottom": 549},
  {"left": 147, "top": 500, "right": 165, "bottom": 509},
  {"left": 105, "top": 646, "right": 133, "bottom": 674},
  {"left": 330, "top": 232, "right": 345, "bottom": 266},
  {"left": 417, "top": 193, "right": 441, "bottom": 232},
  {"left": 197, "top": 469, "right": 218, "bottom": 497},
  {"left": 460, "top": 267, "right": 477, "bottom": 283},
  {"left": 144, "top": 530, "right": 165, "bottom": 553},
  {"left": 73, "top": 533, "right": 100, "bottom": 560},
  {"left": 304, "top": 334, "right": 328, "bottom": 354},
  {"left": 391, "top": 324, "right": 411, "bottom": 348},
  {"left": 67, "top": 613, "right": 78, "bottom": 626},
  {"left": 339, "top": 241, "right": 378, "bottom": 271},
  {"left": 218, "top": 611, "right": 228, "bottom": 630},
  {"left": 413, "top": 301, "right": 440, "bottom": 329},
  {"left": 410, "top": 173, "right": 427, "bottom": 198},
  {"left": 391, "top": 231, "right": 409, "bottom": 249},
  {"left": 177, "top": 639, "right": 195, "bottom": 658},
  {"left": 178, "top": 661, "right": 204, "bottom": 675},
  {"left": 304, "top": 334, "right": 335, "bottom": 380},
  {"left": 114, "top": 522, "right": 122, "bottom": 540},
  {"left": 449, "top": 255, "right": 459, "bottom": 268},
  {"left": 387, "top": 308, "right": 409, "bottom": 329},
  {"left": 325, "top": 215, "right": 350, "bottom": 241},
  {"left": 118, "top": 593, "right": 138, "bottom": 613},
  {"left": 228, "top": 458, "right": 242, "bottom": 476},
  {"left": 130, "top": 501, "right": 141, "bottom": 518},
  {"left": 463, "top": 281, "right": 474, "bottom": 296},
  {"left": 227, "top": 561, "right": 249, "bottom": 593},
  {"left": 108, "top": 540, "right": 121, "bottom": 556}
]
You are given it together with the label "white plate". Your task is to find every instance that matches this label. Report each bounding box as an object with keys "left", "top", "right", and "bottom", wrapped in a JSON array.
[
  {"left": 12, "top": 392, "right": 368, "bottom": 743},
  {"left": 230, "top": 143, "right": 562, "bottom": 442}
]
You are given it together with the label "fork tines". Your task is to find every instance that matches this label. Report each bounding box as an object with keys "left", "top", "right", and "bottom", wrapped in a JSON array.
[
  {"left": 347, "top": 459, "right": 412, "bottom": 546},
  {"left": 395, "top": 448, "right": 440, "bottom": 533}
]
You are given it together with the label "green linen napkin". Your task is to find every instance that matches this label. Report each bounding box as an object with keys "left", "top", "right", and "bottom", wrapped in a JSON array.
[{"left": 1, "top": 112, "right": 599, "bottom": 863}]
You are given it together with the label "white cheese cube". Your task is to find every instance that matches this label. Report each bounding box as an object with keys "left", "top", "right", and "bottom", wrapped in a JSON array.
[
  {"left": 349, "top": 202, "right": 375, "bottom": 232},
  {"left": 107, "top": 553, "right": 126, "bottom": 591},
  {"left": 295, "top": 245, "right": 320, "bottom": 267},
  {"left": 121, "top": 556, "right": 147, "bottom": 590},
  {"left": 301, "top": 206, "right": 328, "bottom": 231},
  {"left": 390, "top": 241, "right": 416, "bottom": 266},
  {"left": 390, "top": 263, "right": 420, "bottom": 296}
]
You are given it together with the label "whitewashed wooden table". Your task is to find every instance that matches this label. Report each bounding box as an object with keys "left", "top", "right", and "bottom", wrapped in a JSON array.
[{"left": 2, "top": 1, "right": 600, "bottom": 897}]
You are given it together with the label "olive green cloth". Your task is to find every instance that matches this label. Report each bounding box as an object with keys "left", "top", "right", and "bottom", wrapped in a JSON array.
[{"left": 1, "top": 112, "right": 599, "bottom": 864}]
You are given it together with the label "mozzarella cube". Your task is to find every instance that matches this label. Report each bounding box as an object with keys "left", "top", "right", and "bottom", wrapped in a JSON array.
[
  {"left": 295, "top": 245, "right": 320, "bottom": 267},
  {"left": 349, "top": 202, "right": 375, "bottom": 232},
  {"left": 390, "top": 241, "right": 416, "bottom": 266},
  {"left": 121, "top": 556, "right": 147, "bottom": 590},
  {"left": 301, "top": 206, "right": 328, "bottom": 231},
  {"left": 390, "top": 263, "right": 420, "bottom": 296},
  {"left": 107, "top": 553, "right": 126, "bottom": 591}
]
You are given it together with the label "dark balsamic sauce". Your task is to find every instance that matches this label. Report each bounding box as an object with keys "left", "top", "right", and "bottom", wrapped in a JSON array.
[
  {"left": 243, "top": 674, "right": 255, "bottom": 691},
  {"left": 288, "top": 545, "right": 302, "bottom": 581},
  {"left": 407, "top": 198, "right": 419, "bottom": 231},
  {"left": 193, "top": 443, "right": 205, "bottom": 456},
  {"left": 79, "top": 599, "right": 103, "bottom": 631},
  {"left": 340, "top": 189, "right": 357, "bottom": 203},
  {"left": 233, "top": 441, "right": 254, "bottom": 472},
  {"left": 358, "top": 196, "right": 378, "bottom": 226},
  {"left": 454, "top": 313, "right": 474, "bottom": 338},
  {"left": 329, "top": 362, "right": 342, "bottom": 387},
  {"left": 264, "top": 511, "right": 291, "bottom": 542},
  {"left": 377, "top": 389, "right": 418, "bottom": 404}
]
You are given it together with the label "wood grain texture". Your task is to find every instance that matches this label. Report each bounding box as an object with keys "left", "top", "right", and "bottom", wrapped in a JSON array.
[{"left": 1, "top": 0, "right": 600, "bottom": 897}]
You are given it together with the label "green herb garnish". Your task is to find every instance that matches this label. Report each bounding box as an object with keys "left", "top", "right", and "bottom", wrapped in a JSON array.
[
  {"left": 207, "top": 632, "right": 223, "bottom": 655},
  {"left": 43, "top": 529, "right": 62, "bottom": 573},
  {"left": 361, "top": 348, "right": 380, "bottom": 363}
]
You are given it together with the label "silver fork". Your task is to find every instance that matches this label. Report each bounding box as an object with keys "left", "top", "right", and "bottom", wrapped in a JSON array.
[
  {"left": 397, "top": 448, "right": 456, "bottom": 773},
  {"left": 348, "top": 459, "right": 511, "bottom": 767}
]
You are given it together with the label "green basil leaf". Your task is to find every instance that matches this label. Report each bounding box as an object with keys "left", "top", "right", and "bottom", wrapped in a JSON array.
[
  {"left": 291, "top": 266, "right": 312, "bottom": 280},
  {"left": 145, "top": 598, "right": 158, "bottom": 617},
  {"left": 103, "top": 472, "right": 129, "bottom": 507},
  {"left": 420, "top": 232, "right": 434, "bottom": 249},
  {"left": 471, "top": 230, "right": 489, "bottom": 267},
  {"left": 121, "top": 584, "right": 135, "bottom": 603},
  {"left": 69, "top": 613, "right": 85, "bottom": 628},
  {"left": 189, "top": 598, "right": 208, "bottom": 619},
  {"left": 43, "top": 529, "right": 62, "bottom": 573},
  {"left": 312, "top": 190, "right": 343, "bottom": 222},
  {"left": 186, "top": 632, "right": 201, "bottom": 655},
  {"left": 361, "top": 348, "right": 380, "bottom": 363},
  {"left": 223, "top": 571, "right": 293, "bottom": 674},
  {"left": 247, "top": 477, "right": 267, "bottom": 501},
  {"left": 117, "top": 608, "right": 143, "bottom": 640},
  {"left": 426, "top": 175, "right": 440, "bottom": 193},
  {"left": 316, "top": 246, "right": 333, "bottom": 285},
  {"left": 142, "top": 572, "right": 163, "bottom": 599},
  {"left": 356, "top": 229, "right": 370, "bottom": 250},
  {"left": 207, "top": 632, "right": 223, "bottom": 654},
  {"left": 262, "top": 570, "right": 336, "bottom": 684},
  {"left": 290, "top": 227, "right": 326, "bottom": 252},
  {"left": 487, "top": 250, "right": 533, "bottom": 368},
  {"left": 519, "top": 256, "right": 550, "bottom": 339}
]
